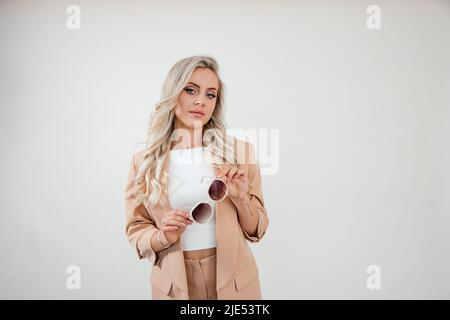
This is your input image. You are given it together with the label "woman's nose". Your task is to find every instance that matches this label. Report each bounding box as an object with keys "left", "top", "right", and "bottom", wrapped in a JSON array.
[{"left": 195, "top": 99, "right": 205, "bottom": 106}]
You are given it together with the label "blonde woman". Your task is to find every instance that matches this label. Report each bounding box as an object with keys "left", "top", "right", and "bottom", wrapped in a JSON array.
[{"left": 124, "top": 55, "right": 269, "bottom": 300}]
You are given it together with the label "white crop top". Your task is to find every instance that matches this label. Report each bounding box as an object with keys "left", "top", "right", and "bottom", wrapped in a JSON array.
[{"left": 168, "top": 146, "right": 216, "bottom": 251}]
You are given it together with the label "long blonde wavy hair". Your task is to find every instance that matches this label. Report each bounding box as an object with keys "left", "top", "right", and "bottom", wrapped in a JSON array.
[{"left": 131, "top": 55, "right": 237, "bottom": 208}]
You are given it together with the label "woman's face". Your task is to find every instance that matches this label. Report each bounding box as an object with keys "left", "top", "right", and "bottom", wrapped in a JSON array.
[{"left": 174, "top": 67, "right": 219, "bottom": 131}]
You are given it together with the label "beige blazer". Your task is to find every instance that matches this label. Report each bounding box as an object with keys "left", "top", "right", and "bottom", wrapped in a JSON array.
[{"left": 124, "top": 139, "right": 269, "bottom": 300}]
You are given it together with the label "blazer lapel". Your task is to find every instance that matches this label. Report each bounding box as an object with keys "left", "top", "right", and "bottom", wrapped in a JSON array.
[
  {"left": 159, "top": 152, "right": 189, "bottom": 293},
  {"left": 215, "top": 195, "right": 239, "bottom": 291}
]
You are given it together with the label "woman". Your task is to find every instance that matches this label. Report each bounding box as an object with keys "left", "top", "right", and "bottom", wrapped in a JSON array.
[{"left": 124, "top": 55, "right": 269, "bottom": 300}]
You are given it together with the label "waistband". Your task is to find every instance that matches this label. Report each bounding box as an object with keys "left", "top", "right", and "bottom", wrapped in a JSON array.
[{"left": 184, "top": 254, "right": 216, "bottom": 265}]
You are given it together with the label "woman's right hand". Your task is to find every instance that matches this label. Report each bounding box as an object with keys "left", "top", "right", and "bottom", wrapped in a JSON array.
[{"left": 160, "top": 209, "right": 193, "bottom": 245}]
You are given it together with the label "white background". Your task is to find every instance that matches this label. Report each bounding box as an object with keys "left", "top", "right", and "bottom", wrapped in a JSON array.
[{"left": 1, "top": 0, "right": 449, "bottom": 299}]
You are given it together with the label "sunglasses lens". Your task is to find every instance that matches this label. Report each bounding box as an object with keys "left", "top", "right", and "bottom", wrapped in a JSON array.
[
  {"left": 209, "top": 180, "right": 227, "bottom": 201},
  {"left": 192, "top": 203, "right": 212, "bottom": 223}
]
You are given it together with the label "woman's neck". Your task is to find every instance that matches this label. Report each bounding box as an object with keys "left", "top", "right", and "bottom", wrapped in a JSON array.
[{"left": 171, "top": 120, "right": 204, "bottom": 150}]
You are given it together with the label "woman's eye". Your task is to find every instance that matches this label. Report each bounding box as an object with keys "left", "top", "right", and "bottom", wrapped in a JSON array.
[
  {"left": 207, "top": 93, "right": 216, "bottom": 99},
  {"left": 185, "top": 88, "right": 196, "bottom": 94}
]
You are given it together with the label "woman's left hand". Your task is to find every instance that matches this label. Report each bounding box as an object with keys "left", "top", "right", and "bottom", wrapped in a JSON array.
[{"left": 215, "top": 165, "right": 249, "bottom": 203}]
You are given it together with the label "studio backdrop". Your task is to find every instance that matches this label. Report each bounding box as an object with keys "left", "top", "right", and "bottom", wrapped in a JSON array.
[{"left": 1, "top": 0, "right": 449, "bottom": 299}]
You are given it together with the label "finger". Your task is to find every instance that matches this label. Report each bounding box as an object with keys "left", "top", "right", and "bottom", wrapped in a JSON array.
[
  {"left": 163, "top": 225, "right": 178, "bottom": 231},
  {"left": 171, "top": 214, "right": 193, "bottom": 224},
  {"left": 171, "top": 210, "right": 188, "bottom": 218},
  {"left": 164, "top": 213, "right": 187, "bottom": 224},
  {"left": 168, "top": 210, "right": 189, "bottom": 220},
  {"left": 177, "top": 216, "right": 192, "bottom": 224},
  {"left": 172, "top": 209, "right": 189, "bottom": 216},
  {"left": 173, "top": 210, "right": 193, "bottom": 221},
  {"left": 162, "top": 212, "right": 180, "bottom": 226},
  {"left": 186, "top": 216, "right": 193, "bottom": 223},
  {"left": 165, "top": 219, "right": 187, "bottom": 228}
]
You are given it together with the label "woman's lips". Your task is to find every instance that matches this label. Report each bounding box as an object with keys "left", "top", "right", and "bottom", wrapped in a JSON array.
[{"left": 189, "top": 111, "right": 204, "bottom": 117}]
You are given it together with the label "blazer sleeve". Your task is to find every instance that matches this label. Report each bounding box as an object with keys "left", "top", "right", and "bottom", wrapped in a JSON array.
[
  {"left": 124, "top": 153, "right": 161, "bottom": 265},
  {"left": 241, "top": 143, "right": 269, "bottom": 243}
]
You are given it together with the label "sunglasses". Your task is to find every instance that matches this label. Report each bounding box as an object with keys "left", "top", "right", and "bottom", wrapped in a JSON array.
[{"left": 185, "top": 176, "right": 228, "bottom": 224}]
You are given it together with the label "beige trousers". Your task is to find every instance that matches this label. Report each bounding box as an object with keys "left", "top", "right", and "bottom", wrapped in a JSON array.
[{"left": 183, "top": 254, "right": 217, "bottom": 300}]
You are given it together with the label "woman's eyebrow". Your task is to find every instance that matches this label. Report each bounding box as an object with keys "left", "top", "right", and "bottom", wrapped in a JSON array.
[{"left": 186, "top": 82, "right": 217, "bottom": 91}]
